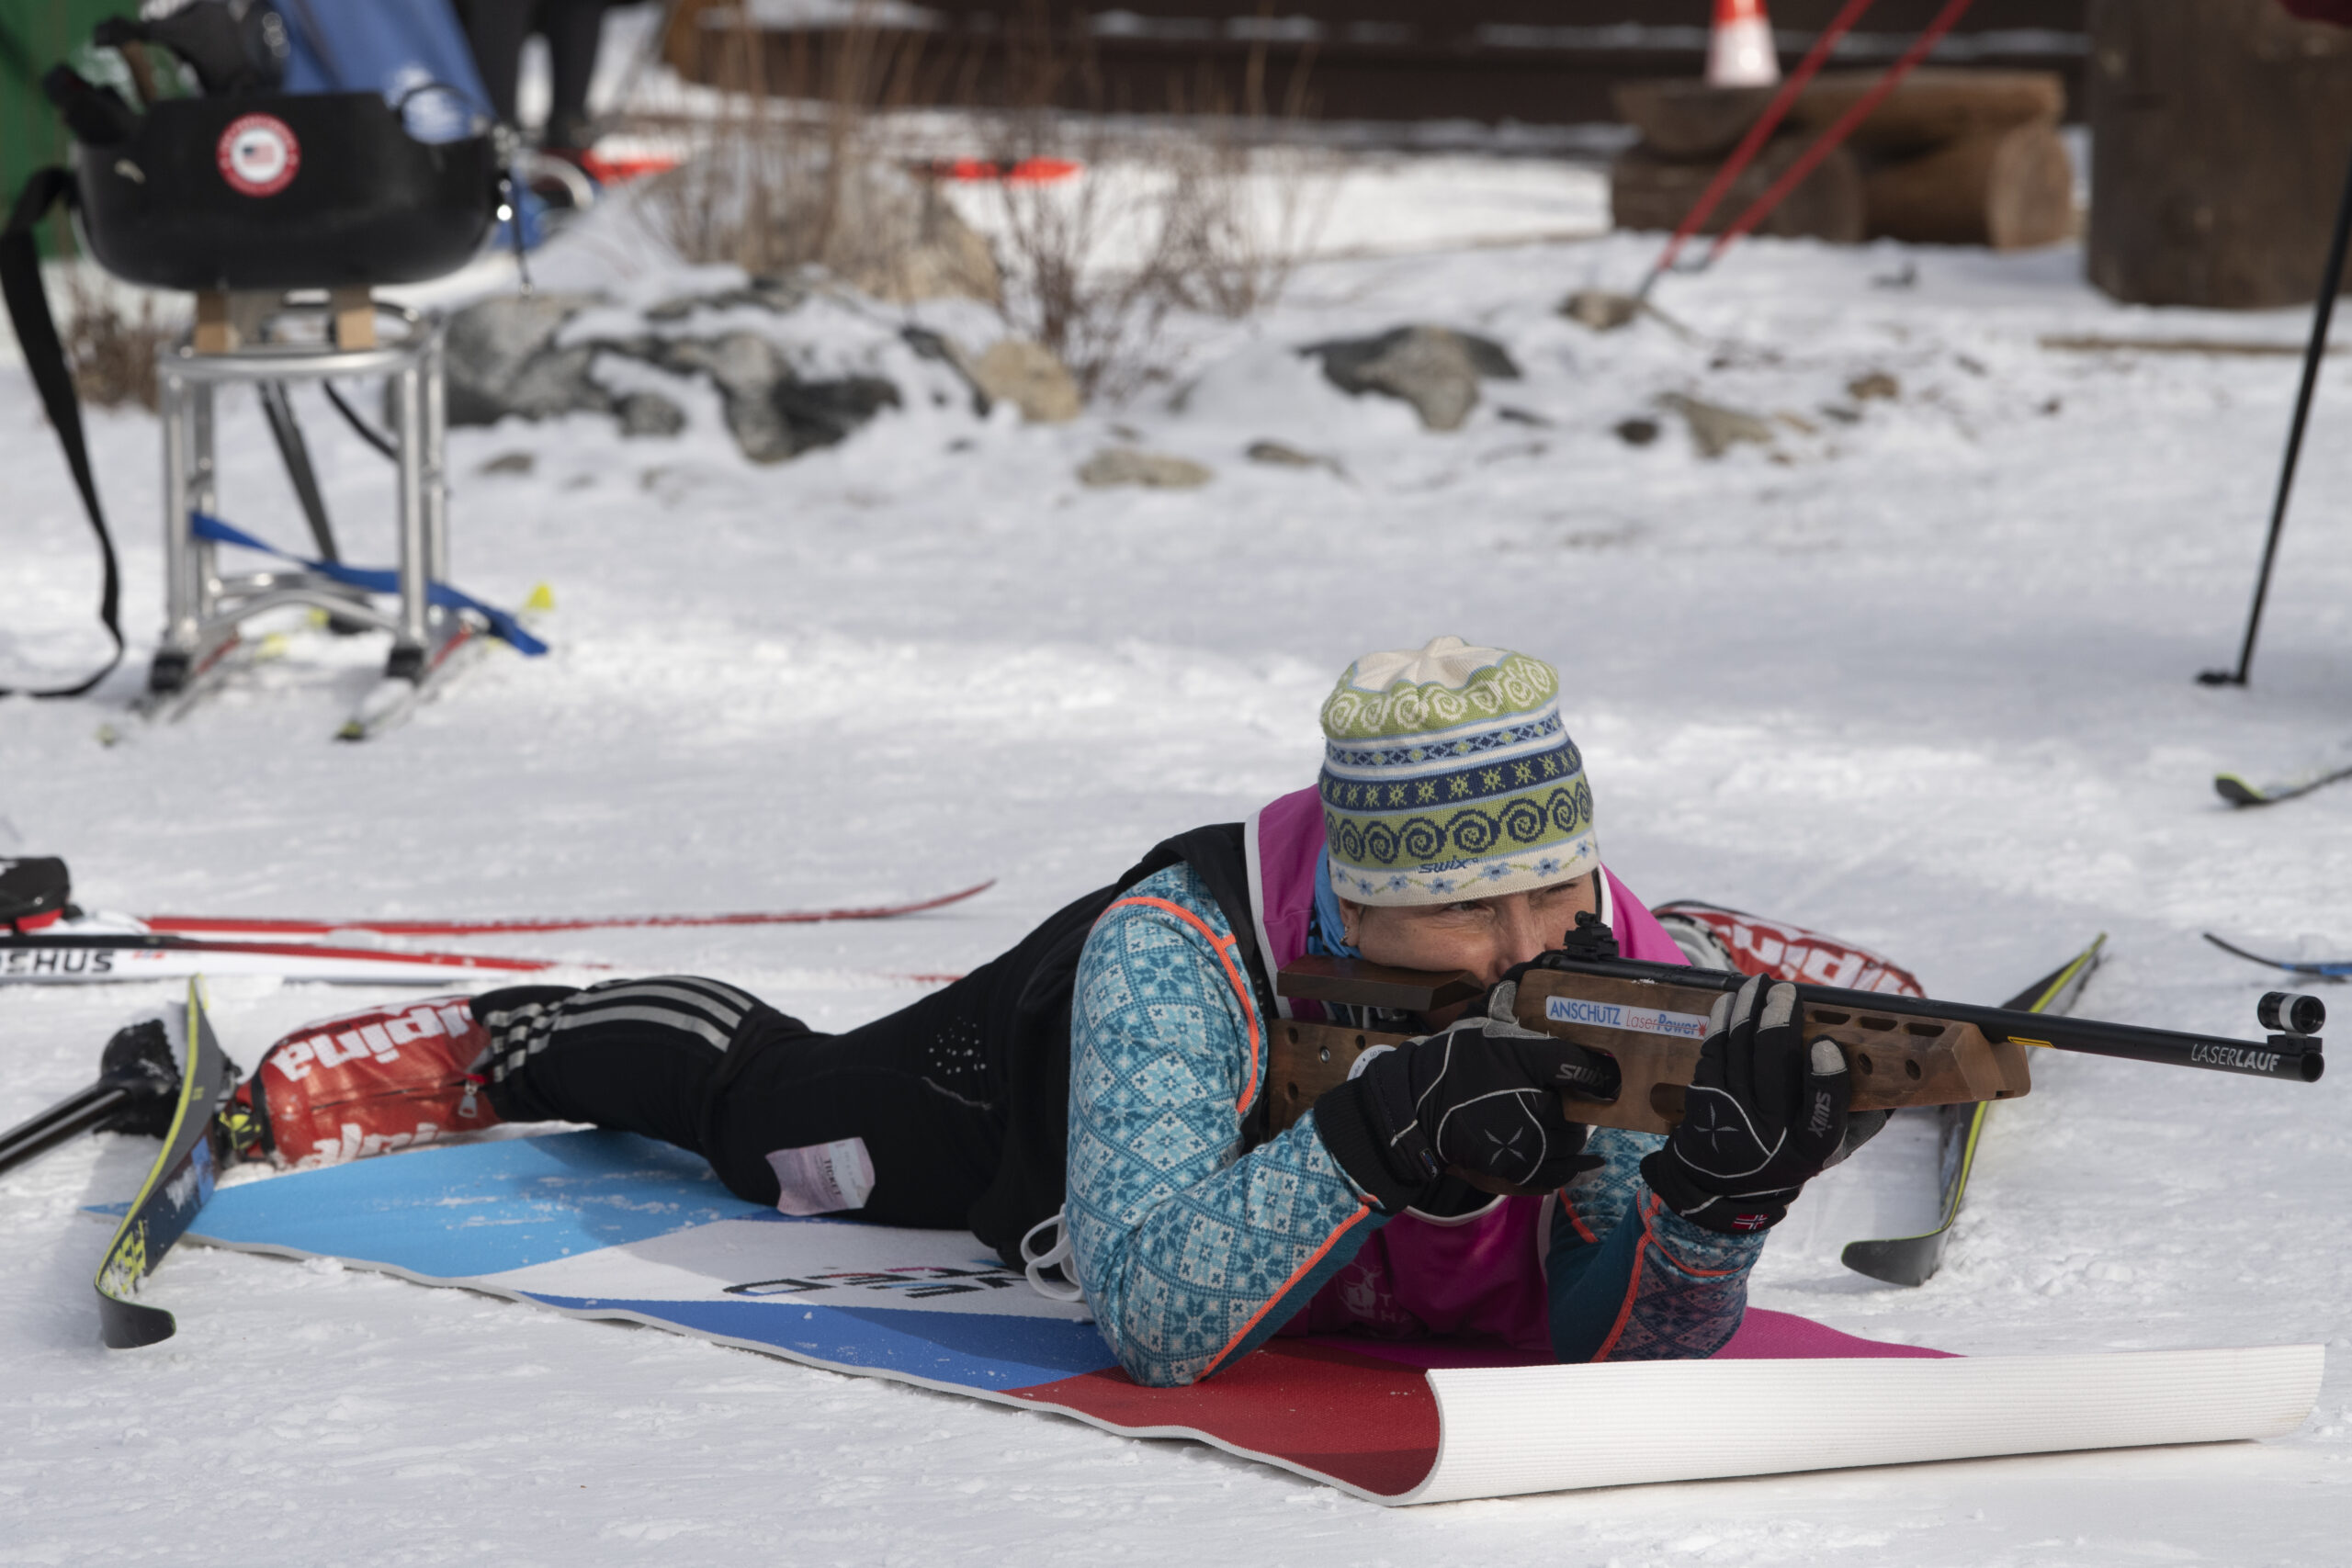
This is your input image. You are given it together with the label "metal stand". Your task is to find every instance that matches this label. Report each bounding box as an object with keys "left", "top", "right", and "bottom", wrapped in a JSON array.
[{"left": 149, "top": 299, "right": 449, "bottom": 696}]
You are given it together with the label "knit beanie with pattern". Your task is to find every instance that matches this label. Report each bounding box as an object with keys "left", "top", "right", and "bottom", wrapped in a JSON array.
[{"left": 1318, "top": 636, "right": 1598, "bottom": 906}]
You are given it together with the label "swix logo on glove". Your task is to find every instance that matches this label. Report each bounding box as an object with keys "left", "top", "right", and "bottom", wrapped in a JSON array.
[{"left": 1550, "top": 1055, "right": 1619, "bottom": 1093}]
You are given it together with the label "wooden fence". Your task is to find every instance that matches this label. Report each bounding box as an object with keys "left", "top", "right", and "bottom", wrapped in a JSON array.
[{"left": 661, "top": 1, "right": 2087, "bottom": 126}]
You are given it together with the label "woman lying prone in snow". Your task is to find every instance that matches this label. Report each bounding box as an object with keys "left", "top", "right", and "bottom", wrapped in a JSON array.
[{"left": 228, "top": 637, "right": 1864, "bottom": 1387}]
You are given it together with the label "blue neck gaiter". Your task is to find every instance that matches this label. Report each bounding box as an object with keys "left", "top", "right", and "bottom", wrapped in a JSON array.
[{"left": 1306, "top": 847, "right": 1363, "bottom": 960}]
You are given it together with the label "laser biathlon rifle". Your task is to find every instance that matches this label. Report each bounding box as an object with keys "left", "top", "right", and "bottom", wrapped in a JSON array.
[{"left": 1259, "top": 919, "right": 2325, "bottom": 1137}]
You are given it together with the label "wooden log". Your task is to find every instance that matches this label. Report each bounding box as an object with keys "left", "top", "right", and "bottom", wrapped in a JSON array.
[
  {"left": 1610, "top": 133, "right": 1865, "bottom": 244},
  {"left": 1864, "top": 120, "right": 2075, "bottom": 248},
  {"left": 2087, "top": 0, "right": 2352, "bottom": 309},
  {"left": 1615, "top": 69, "right": 2063, "bottom": 161},
  {"left": 1787, "top": 68, "right": 2064, "bottom": 154},
  {"left": 1611, "top": 80, "right": 1776, "bottom": 159}
]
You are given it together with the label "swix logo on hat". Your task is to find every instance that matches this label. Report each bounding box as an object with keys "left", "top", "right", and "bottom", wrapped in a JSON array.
[{"left": 217, "top": 113, "right": 300, "bottom": 197}]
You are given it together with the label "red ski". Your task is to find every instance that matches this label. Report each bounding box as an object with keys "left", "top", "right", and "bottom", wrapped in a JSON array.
[
  {"left": 2, "top": 923, "right": 586, "bottom": 985},
  {"left": 136, "top": 880, "right": 996, "bottom": 941}
]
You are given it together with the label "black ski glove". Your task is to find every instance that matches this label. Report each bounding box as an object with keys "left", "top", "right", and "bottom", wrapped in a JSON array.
[
  {"left": 1315, "top": 977, "right": 1618, "bottom": 1213},
  {"left": 1640, "top": 976, "right": 1850, "bottom": 1234}
]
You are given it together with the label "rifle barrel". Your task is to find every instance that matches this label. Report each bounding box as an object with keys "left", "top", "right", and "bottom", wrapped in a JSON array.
[{"left": 1532, "top": 954, "right": 2324, "bottom": 1085}]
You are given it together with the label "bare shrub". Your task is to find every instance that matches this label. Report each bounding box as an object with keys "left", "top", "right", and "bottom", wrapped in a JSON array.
[
  {"left": 629, "top": 2, "right": 1331, "bottom": 402},
  {"left": 983, "top": 12, "right": 1331, "bottom": 400},
  {"left": 635, "top": 6, "right": 995, "bottom": 302},
  {"left": 62, "top": 273, "right": 166, "bottom": 412},
  {"left": 1154, "top": 40, "right": 1331, "bottom": 321},
  {"left": 984, "top": 119, "right": 1181, "bottom": 402}
]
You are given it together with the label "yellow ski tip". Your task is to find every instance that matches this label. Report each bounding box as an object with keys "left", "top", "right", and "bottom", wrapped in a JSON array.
[{"left": 524, "top": 582, "right": 556, "bottom": 614}]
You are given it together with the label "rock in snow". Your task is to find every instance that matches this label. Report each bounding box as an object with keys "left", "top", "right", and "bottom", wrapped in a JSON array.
[
  {"left": 1849, "top": 369, "right": 1902, "bottom": 401},
  {"left": 627, "top": 332, "right": 899, "bottom": 464},
  {"left": 1078, "top": 447, "right": 1214, "bottom": 488},
  {"left": 1658, "top": 390, "right": 1776, "bottom": 457},
  {"left": 1301, "top": 324, "right": 1521, "bottom": 432},
  {"left": 439, "top": 294, "right": 900, "bottom": 462},
  {"left": 970, "top": 338, "right": 1083, "bottom": 423},
  {"left": 1558, "top": 287, "right": 1645, "bottom": 332},
  {"left": 442, "top": 292, "right": 611, "bottom": 428},
  {"left": 1244, "top": 439, "right": 1331, "bottom": 469}
]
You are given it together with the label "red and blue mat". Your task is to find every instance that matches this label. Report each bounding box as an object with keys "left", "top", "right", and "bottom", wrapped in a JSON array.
[{"left": 177, "top": 1132, "right": 2321, "bottom": 1503}]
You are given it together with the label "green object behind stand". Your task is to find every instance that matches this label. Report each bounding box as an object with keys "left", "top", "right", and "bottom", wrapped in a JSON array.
[{"left": 0, "top": 0, "right": 153, "bottom": 256}]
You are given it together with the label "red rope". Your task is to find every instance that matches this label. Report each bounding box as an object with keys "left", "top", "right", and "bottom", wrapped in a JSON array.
[
  {"left": 1704, "top": 0, "right": 1981, "bottom": 263},
  {"left": 1649, "top": 0, "right": 1882, "bottom": 285}
]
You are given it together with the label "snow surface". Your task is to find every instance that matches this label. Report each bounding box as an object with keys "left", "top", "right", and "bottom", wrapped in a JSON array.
[{"left": 6, "top": 150, "right": 2352, "bottom": 1562}]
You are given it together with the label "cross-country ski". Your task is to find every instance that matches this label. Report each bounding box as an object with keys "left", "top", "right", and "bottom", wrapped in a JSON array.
[
  {"left": 2213, "top": 761, "right": 2352, "bottom": 807},
  {"left": 2202, "top": 931, "right": 2352, "bottom": 978},
  {"left": 9, "top": 6, "right": 2352, "bottom": 1554},
  {"left": 335, "top": 583, "right": 555, "bottom": 742},
  {"left": 89, "top": 983, "right": 241, "bottom": 1348},
  {"left": 5, "top": 856, "right": 994, "bottom": 943},
  {"left": 137, "top": 878, "right": 998, "bottom": 939},
  {"left": 0, "top": 919, "right": 581, "bottom": 985},
  {"left": 0, "top": 858, "right": 992, "bottom": 981},
  {"left": 1837, "top": 935, "right": 2109, "bottom": 1287}
]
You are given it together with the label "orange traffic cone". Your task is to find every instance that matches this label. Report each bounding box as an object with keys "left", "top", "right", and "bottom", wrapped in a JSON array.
[{"left": 1707, "top": 0, "right": 1781, "bottom": 86}]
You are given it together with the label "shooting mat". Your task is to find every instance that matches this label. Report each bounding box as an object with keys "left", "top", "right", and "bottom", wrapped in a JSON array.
[{"left": 173, "top": 1132, "right": 2321, "bottom": 1504}]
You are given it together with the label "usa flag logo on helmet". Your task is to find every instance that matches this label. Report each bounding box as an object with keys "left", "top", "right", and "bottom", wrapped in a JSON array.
[{"left": 217, "top": 113, "right": 300, "bottom": 197}]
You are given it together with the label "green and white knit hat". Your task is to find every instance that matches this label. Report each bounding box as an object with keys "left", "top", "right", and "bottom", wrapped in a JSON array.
[{"left": 1319, "top": 636, "right": 1598, "bottom": 906}]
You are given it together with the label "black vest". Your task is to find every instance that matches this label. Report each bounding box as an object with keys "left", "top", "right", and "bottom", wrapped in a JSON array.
[{"left": 965, "top": 822, "right": 1279, "bottom": 1266}]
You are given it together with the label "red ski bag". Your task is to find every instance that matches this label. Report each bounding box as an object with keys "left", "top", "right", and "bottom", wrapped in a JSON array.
[{"left": 232, "top": 995, "right": 502, "bottom": 1168}]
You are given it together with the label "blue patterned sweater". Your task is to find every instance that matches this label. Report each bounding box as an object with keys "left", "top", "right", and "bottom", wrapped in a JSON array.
[{"left": 1065, "top": 863, "right": 1769, "bottom": 1387}]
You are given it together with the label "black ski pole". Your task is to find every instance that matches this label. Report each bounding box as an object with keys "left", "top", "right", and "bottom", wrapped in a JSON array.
[
  {"left": 2200, "top": 136, "right": 2352, "bottom": 687},
  {"left": 258, "top": 379, "right": 342, "bottom": 563},
  {"left": 0, "top": 1080, "right": 139, "bottom": 1176},
  {"left": 0, "top": 1019, "right": 180, "bottom": 1178},
  {"left": 258, "top": 380, "right": 372, "bottom": 634}
]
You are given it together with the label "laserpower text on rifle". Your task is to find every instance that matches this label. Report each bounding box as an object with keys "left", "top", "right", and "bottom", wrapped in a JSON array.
[{"left": 1262, "top": 935, "right": 2324, "bottom": 1139}]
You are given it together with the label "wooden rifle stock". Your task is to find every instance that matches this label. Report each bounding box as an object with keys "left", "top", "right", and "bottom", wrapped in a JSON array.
[{"left": 1263, "top": 953, "right": 2324, "bottom": 1139}]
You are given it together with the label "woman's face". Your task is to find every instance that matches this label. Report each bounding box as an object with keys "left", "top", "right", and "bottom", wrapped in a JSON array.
[{"left": 1340, "top": 872, "right": 1600, "bottom": 1023}]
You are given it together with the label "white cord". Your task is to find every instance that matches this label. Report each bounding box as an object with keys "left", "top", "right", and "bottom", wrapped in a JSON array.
[{"left": 1018, "top": 1208, "right": 1091, "bottom": 1314}]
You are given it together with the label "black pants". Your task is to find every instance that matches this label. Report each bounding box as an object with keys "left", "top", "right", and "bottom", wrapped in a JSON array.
[
  {"left": 455, "top": 0, "right": 612, "bottom": 149},
  {"left": 473, "top": 910, "right": 1077, "bottom": 1229}
]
